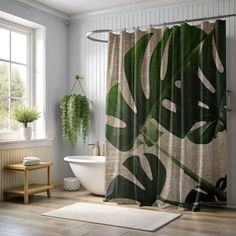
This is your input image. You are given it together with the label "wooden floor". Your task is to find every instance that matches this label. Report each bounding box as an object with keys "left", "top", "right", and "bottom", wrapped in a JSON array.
[{"left": 0, "top": 186, "right": 235, "bottom": 236}]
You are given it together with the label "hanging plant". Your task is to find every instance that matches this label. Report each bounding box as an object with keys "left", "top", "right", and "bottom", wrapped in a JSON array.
[
  {"left": 79, "top": 95, "right": 90, "bottom": 141},
  {"left": 60, "top": 94, "right": 90, "bottom": 144}
]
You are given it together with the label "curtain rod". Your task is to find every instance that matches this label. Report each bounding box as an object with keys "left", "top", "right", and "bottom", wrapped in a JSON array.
[{"left": 86, "top": 13, "right": 236, "bottom": 43}]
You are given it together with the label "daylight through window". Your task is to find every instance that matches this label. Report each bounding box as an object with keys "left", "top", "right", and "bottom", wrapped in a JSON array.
[{"left": 0, "top": 24, "right": 31, "bottom": 134}]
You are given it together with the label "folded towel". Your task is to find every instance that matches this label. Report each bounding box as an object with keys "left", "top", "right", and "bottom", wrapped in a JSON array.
[
  {"left": 23, "top": 156, "right": 40, "bottom": 166},
  {"left": 23, "top": 160, "right": 40, "bottom": 165},
  {"left": 23, "top": 156, "right": 40, "bottom": 161}
]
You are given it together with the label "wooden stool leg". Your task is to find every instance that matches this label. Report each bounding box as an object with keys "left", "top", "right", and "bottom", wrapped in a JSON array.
[
  {"left": 3, "top": 192, "right": 8, "bottom": 201},
  {"left": 24, "top": 169, "right": 29, "bottom": 204},
  {"left": 47, "top": 165, "right": 51, "bottom": 198}
]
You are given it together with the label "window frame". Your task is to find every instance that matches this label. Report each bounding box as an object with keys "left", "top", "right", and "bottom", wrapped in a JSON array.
[{"left": 0, "top": 18, "right": 34, "bottom": 140}]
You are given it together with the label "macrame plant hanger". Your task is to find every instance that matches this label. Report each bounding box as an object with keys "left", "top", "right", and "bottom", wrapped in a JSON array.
[{"left": 70, "top": 74, "right": 87, "bottom": 96}]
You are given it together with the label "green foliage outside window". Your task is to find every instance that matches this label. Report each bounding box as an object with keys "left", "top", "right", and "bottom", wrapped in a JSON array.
[{"left": 0, "top": 63, "right": 26, "bottom": 132}]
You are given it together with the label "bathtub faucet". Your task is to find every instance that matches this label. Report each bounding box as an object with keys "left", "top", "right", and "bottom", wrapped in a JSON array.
[{"left": 88, "top": 141, "right": 100, "bottom": 156}]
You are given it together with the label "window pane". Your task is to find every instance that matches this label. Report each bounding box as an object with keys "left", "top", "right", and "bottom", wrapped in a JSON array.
[
  {"left": 11, "top": 98, "right": 26, "bottom": 131},
  {"left": 0, "top": 28, "right": 10, "bottom": 60},
  {"left": 0, "top": 62, "right": 9, "bottom": 97},
  {"left": 0, "top": 99, "right": 9, "bottom": 132},
  {"left": 11, "top": 64, "right": 27, "bottom": 98},
  {"left": 11, "top": 31, "right": 27, "bottom": 64}
]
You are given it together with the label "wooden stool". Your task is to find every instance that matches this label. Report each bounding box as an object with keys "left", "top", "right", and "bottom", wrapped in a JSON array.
[{"left": 4, "top": 162, "right": 52, "bottom": 204}]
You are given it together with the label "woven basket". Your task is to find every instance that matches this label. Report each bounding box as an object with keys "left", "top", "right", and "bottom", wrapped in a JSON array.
[{"left": 63, "top": 177, "right": 80, "bottom": 191}]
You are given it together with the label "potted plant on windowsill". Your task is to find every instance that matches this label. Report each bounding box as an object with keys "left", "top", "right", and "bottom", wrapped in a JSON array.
[{"left": 13, "top": 106, "right": 40, "bottom": 140}]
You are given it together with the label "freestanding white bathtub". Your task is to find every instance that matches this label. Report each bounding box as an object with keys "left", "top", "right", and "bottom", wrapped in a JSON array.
[{"left": 64, "top": 156, "right": 105, "bottom": 195}]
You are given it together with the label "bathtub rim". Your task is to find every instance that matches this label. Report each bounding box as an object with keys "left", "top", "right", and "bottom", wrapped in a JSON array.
[{"left": 64, "top": 156, "right": 105, "bottom": 164}]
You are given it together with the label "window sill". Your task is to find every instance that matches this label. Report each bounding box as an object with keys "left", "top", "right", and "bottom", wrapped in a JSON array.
[{"left": 0, "top": 138, "right": 53, "bottom": 150}]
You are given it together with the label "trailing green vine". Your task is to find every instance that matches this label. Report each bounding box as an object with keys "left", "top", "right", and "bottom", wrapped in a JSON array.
[
  {"left": 60, "top": 95, "right": 70, "bottom": 141},
  {"left": 79, "top": 96, "right": 90, "bottom": 142},
  {"left": 60, "top": 94, "right": 90, "bottom": 144}
]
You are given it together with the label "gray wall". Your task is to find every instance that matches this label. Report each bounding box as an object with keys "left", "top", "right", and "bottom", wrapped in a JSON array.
[
  {"left": 68, "top": 0, "right": 236, "bottom": 207},
  {"left": 0, "top": 0, "right": 72, "bottom": 182}
]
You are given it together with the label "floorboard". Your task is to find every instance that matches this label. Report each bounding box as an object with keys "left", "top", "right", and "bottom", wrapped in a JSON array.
[{"left": 0, "top": 186, "right": 235, "bottom": 236}]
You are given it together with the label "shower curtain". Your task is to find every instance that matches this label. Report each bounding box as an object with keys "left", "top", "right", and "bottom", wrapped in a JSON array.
[{"left": 105, "top": 20, "right": 227, "bottom": 211}]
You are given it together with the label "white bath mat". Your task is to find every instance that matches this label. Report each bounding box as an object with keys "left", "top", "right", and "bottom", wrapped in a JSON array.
[{"left": 42, "top": 202, "right": 181, "bottom": 232}]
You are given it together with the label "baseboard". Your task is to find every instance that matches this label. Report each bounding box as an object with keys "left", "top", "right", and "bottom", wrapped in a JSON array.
[
  {"left": 227, "top": 204, "right": 236, "bottom": 209},
  {"left": 52, "top": 181, "right": 63, "bottom": 188}
]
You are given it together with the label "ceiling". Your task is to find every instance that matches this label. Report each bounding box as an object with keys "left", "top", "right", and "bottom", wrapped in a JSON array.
[{"left": 36, "top": 0, "right": 159, "bottom": 14}]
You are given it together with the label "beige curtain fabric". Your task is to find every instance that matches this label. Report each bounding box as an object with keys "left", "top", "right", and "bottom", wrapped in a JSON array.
[{"left": 105, "top": 21, "right": 227, "bottom": 210}]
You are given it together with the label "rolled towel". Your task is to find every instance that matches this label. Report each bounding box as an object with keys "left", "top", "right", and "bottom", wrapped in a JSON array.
[{"left": 23, "top": 156, "right": 40, "bottom": 166}]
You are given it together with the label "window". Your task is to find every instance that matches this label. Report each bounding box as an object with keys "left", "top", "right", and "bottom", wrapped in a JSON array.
[
  {"left": 0, "top": 21, "right": 33, "bottom": 138},
  {"left": 0, "top": 13, "right": 46, "bottom": 141},
  {"left": 0, "top": 14, "right": 45, "bottom": 141}
]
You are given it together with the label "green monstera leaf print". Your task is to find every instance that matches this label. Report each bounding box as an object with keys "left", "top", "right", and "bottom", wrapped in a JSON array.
[
  {"left": 105, "top": 21, "right": 227, "bottom": 207},
  {"left": 106, "top": 21, "right": 226, "bottom": 151},
  {"left": 105, "top": 153, "right": 166, "bottom": 206},
  {"left": 185, "top": 175, "right": 227, "bottom": 210}
]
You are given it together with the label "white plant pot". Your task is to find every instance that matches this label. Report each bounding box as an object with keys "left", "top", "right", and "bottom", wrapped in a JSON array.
[{"left": 20, "top": 127, "right": 32, "bottom": 140}]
